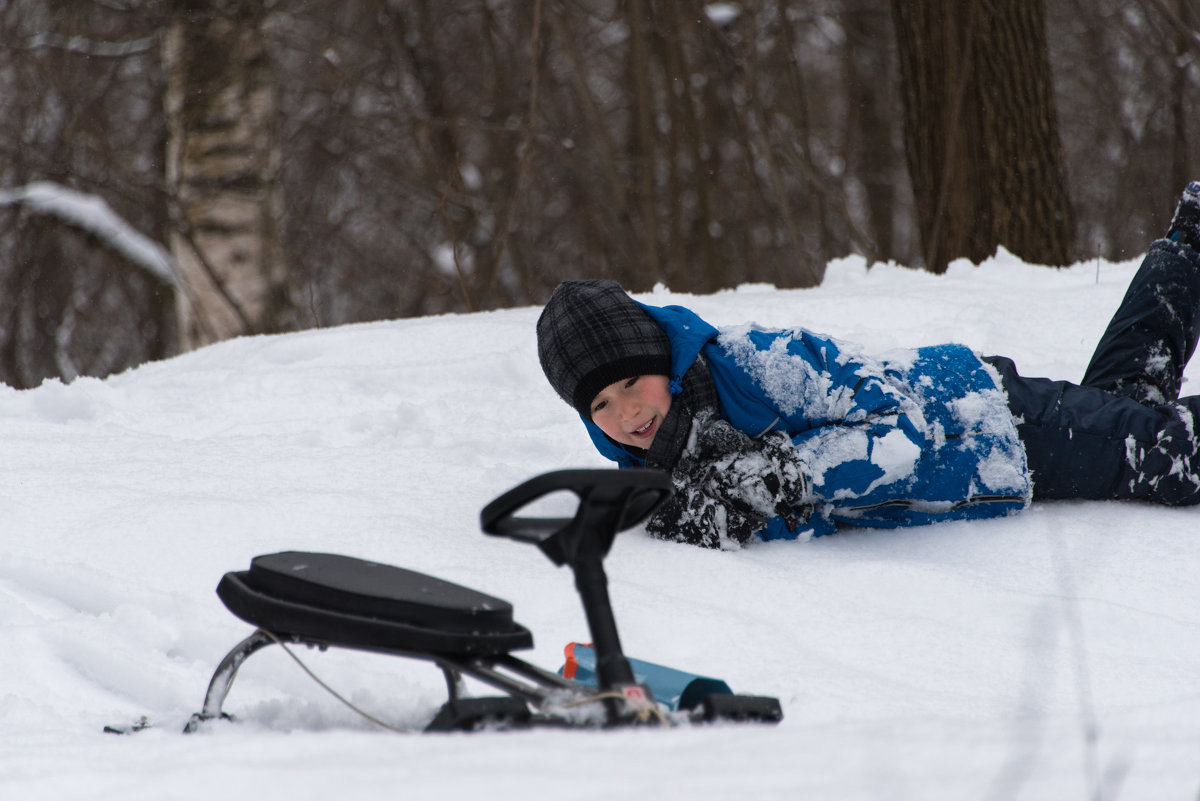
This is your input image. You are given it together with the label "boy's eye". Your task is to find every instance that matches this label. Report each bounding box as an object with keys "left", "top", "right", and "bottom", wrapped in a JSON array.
[
  {"left": 591, "top": 399, "right": 607, "bottom": 414},
  {"left": 625, "top": 376, "right": 639, "bottom": 388}
]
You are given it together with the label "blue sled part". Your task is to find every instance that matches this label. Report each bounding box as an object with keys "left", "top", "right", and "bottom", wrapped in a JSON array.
[{"left": 560, "top": 643, "right": 733, "bottom": 712}]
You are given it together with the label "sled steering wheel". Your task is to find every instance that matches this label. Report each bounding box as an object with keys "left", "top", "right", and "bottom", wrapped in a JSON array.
[{"left": 480, "top": 469, "right": 672, "bottom": 566}]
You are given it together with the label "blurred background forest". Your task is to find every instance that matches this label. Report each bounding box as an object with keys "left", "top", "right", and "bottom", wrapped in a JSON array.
[{"left": 1, "top": 0, "right": 1198, "bottom": 388}]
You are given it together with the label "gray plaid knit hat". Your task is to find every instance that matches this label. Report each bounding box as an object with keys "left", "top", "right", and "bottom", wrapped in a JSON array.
[{"left": 537, "top": 280, "right": 672, "bottom": 417}]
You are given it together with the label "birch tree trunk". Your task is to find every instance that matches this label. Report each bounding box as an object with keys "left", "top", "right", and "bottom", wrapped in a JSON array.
[{"left": 163, "top": 0, "right": 286, "bottom": 350}]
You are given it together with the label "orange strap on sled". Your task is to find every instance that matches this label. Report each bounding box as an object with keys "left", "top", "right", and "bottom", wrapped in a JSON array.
[{"left": 561, "top": 641, "right": 593, "bottom": 679}]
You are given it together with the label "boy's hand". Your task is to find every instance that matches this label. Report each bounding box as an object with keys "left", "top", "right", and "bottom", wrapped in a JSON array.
[
  {"left": 646, "top": 412, "right": 812, "bottom": 547},
  {"left": 645, "top": 477, "right": 768, "bottom": 548},
  {"left": 689, "top": 414, "right": 811, "bottom": 531}
]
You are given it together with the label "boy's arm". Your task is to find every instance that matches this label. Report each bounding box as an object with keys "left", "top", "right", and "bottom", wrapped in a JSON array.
[
  {"left": 745, "top": 330, "right": 929, "bottom": 503},
  {"left": 717, "top": 327, "right": 926, "bottom": 443},
  {"left": 790, "top": 413, "right": 925, "bottom": 503}
]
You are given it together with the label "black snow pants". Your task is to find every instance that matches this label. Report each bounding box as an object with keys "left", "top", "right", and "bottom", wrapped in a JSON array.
[{"left": 983, "top": 240, "right": 1200, "bottom": 505}]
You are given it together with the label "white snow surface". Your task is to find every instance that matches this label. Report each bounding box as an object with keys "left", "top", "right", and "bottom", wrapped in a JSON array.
[{"left": 4, "top": 249, "right": 1200, "bottom": 800}]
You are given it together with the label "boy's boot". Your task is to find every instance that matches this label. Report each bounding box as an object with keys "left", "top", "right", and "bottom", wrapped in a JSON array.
[{"left": 1167, "top": 181, "right": 1200, "bottom": 252}]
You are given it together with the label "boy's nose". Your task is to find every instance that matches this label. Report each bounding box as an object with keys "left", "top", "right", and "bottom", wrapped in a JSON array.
[{"left": 619, "top": 397, "right": 640, "bottom": 420}]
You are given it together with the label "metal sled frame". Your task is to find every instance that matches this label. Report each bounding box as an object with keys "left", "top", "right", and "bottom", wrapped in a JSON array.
[{"left": 186, "top": 469, "right": 783, "bottom": 732}]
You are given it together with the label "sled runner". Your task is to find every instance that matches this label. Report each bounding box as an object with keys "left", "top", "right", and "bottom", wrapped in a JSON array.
[{"left": 185, "top": 468, "right": 782, "bottom": 733}]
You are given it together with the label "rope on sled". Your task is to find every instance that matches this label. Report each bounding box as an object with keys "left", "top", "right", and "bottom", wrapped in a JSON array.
[
  {"left": 261, "top": 629, "right": 409, "bottom": 734},
  {"left": 560, "top": 689, "right": 670, "bottom": 725}
]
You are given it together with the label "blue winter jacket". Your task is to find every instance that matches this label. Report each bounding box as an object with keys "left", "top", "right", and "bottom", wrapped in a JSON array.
[{"left": 580, "top": 301, "right": 1031, "bottom": 540}]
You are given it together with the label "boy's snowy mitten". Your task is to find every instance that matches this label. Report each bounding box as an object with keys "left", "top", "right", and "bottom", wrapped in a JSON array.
[
  {"left": 646, "top": 412, "right": 812, "bottom": 548},
  {"left": 690, "top": 415, "right": 810, "bottom": 529}
]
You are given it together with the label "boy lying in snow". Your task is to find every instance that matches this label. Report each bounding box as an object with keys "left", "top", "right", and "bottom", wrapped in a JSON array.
[{"left": 535, "top": 183, "right": 1200, "bottom": 548}]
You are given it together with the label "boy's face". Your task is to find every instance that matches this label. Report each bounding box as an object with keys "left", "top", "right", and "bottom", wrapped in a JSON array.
[{"left": 589, "top": 374, "right": 672, "bottom": 448}]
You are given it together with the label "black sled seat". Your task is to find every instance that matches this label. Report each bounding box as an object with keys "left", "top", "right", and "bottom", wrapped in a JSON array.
[{"left": 217, "top": 551, "right": 532, "bottom": 656}]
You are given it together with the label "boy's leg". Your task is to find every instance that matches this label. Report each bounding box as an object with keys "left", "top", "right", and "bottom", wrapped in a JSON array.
[
  {"left": 985, "top": 356, "right": 1200, "bottom": 505},
  {"left": 1079, "top": 238, "right": 1200, "bottom": 404}
]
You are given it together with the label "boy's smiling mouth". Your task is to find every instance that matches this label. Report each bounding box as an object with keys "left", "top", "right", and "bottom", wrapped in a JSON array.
[{"left": 631, "top": 417, "right": 657, "bottom": 439}]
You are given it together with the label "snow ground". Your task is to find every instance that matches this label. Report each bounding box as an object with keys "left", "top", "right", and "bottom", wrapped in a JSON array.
[{"left": 3, "top": 250, "right": 1200, "bottom": 800}]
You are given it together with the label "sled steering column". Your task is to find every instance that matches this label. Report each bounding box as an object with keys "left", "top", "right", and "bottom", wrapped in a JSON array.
[{"left": 481, "top": 469, "right": 671, "bottom": 720}]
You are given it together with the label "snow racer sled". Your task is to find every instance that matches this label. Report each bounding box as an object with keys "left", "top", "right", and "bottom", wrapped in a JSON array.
[{"left": 185, "top": 468, "right": 782, "bottom": 732}]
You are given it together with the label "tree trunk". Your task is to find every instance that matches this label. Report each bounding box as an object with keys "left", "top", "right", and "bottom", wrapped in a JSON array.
[
  {"left": 843, "top": 4, "right": 898, "bottom": 264},
  {"left": 892, "top": 0, "right": 1075, "bottom": 273},
  {"left": 163, "top": 0, "right": 287, "bottom": 349},
  {"left": 1168, "top": 0, "right": 1192, "bottom": 199}
]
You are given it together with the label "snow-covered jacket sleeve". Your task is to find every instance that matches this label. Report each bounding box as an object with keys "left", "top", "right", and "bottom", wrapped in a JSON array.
[{"left": 708, "top": 326, "right": 929, "bottom": 506}]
